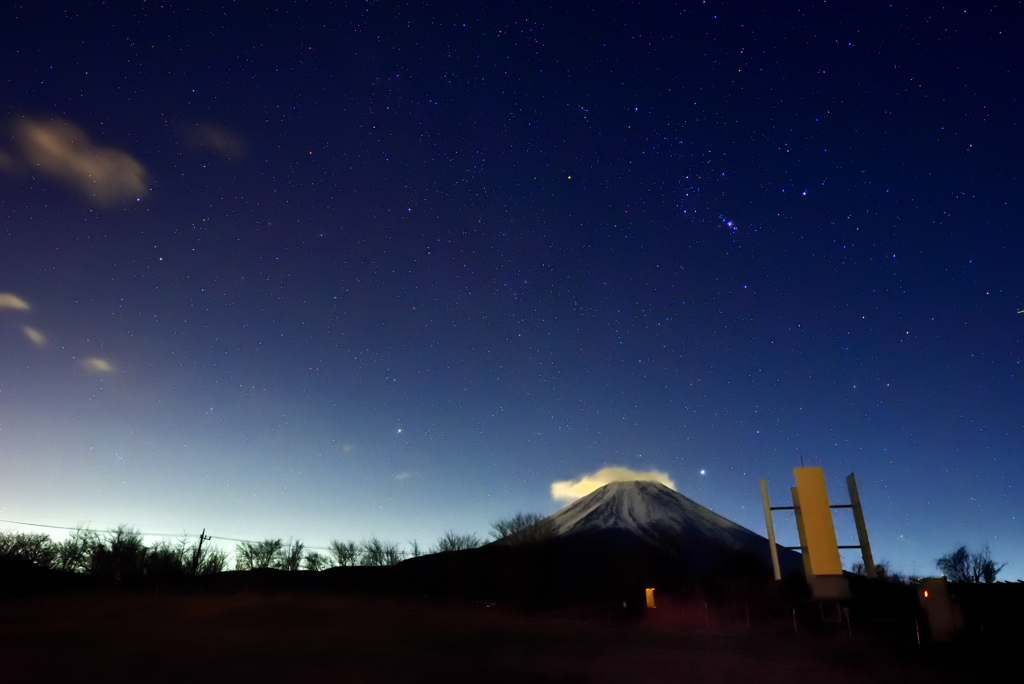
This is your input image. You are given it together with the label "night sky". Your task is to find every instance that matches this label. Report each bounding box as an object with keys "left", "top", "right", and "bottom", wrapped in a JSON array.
[{"left": 1, "top": 2, "right": 1021, "bottom": 578}]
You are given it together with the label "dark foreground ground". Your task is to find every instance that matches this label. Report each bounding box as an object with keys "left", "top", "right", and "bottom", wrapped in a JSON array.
[{"left": 0, "top": 591, "right": 1012, "bottom": 684}]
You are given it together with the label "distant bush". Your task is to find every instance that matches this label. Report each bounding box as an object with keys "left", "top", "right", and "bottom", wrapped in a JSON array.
[
  {"left": 144, "top": 536, "right": 227, "bottom": 577},
  {"left": 432, "top": 530, "right": 482, "bottom": 553},
  {"left": 279, "top": 540, "right": 305, "bottom": 572},
  {"left": 89, "top": 526, "right": 148, "bottom": 582},
  {"left": 852, "top": 560, "right": 908, "bottom": 584},
  {"left": 234, "top": 539, "right": 283, "bottom": 570},
  {"left": 195, "top": 545, "right": 229, "bottom": 575},
  {"left": 383, "top": 541, "right": 403, "bottom": 565},
  {"left": 146, "top": 539, "right": 190, "bottom": 576},
  {"left": 329, "top": 540, "right": 360, "bottom": 567},
  {"left": 490, "top": 512, "right": 548, "bottom": 544},
  {"left": 937, "top": 544, "right": 1006, "bottom": 583},
  {"left": 55, "top": 528, "right": 101, "bottom": 573},
  {"left": 359, "top": 537, "right": 402, "bottom": 566},
  {"left": 0, "top": 531, "right": 58, "bottom": 568},
  {"left": 304, "top": 551, "right": 328, "bottom": 571}
]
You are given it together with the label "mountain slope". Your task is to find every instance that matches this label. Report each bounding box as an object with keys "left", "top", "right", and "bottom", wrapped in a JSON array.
[
  {"left": 546, "top": 481, "right": 764, "bottom": 546},
  {"left": 532, "top": 480, "right": 803, "bottom": 576},
  {"left": 396, "top": 480, "right": 803, "bottom": 604}
]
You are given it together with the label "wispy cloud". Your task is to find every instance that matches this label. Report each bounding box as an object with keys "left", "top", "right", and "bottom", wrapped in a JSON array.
[
  {"left": 13, "top": 118, "right": 147, "bottom": 204},
  {"left": 81, "top": 357, "right": 115, "bottom": 373},
  {"left": 394, "top": 471, "right": 412, "bottom": 481},
  {"left": 0, "top": 293, "right": 30, "bottom": 310},
  {"left": 182, "top": 123, "right": 246, "bottom": 158},
  {"left": 551, "top": 466, "right": 676, "bottom": 502},
  {"left": 22, "top": 326, "right": 46, "bottom": 346}
]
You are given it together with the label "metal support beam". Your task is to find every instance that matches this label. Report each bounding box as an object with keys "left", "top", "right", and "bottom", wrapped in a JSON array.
[
  {"left": 760, "top": 478, "right": 782, "bottom": 581},
  {"left": 846, "top": 473, "right": 876, "bottom": 578},
  {"left": 792, "top": 486, "right": 813, "bottom": 578}
]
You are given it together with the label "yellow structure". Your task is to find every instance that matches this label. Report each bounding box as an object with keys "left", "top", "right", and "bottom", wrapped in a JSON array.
[
  {"left": 793, "top": 467, "right": 843, "bottom": 576},
  {"left": 645, "top": 588, "right": 656, "bottom": 609},
  {"left": 761, "top": 467, "right": 873, "bottom": 601},
  {"left": 790, "top": 486, "right": 813, "bottom": 577}
]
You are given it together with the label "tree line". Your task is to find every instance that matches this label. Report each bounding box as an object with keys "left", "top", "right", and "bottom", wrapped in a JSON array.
[
  {"left": 850, "top": 545, "right": 1007, "bottom": 585},
  {"left": 5, "top": 518, "right": 1002, "bottom": 583},
  {"left": 0, "top": 526, "right": 229, "bottom": 581},
  {"left": 0, "top": 512, "right": 547, "bottom": 579}
]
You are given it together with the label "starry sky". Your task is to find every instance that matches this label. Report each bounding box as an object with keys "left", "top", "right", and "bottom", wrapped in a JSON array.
[{"left": 1, "top": 1, "right": 1021, "bottom": 577}]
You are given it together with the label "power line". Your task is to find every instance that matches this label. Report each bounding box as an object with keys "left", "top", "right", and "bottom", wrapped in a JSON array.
[
  {"left": 0, "top": 519, "right": 86, "bottom": 532},
  {"left": 0, "top": 518, "right": 212, "bottom": 540}
]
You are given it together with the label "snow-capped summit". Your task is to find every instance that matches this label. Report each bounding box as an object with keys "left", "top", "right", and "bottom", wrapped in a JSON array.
[
  {"left": 536, "top": 480, "right": 802, "bottom": 576},
  {"left": 396, "top": 479, "right": 802, "bottom": 601},
  {"left": 546, "top": 481, "right": 753, "bottom": 543}
]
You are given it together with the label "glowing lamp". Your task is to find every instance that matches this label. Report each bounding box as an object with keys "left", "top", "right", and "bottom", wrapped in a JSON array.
[{"left": 645, "top": 588, "right": 656, "bottom": 609}]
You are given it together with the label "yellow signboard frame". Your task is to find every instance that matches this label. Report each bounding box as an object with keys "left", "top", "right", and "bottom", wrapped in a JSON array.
[{"left": 793, "top": 467, "right": 843, "bottom": 576}]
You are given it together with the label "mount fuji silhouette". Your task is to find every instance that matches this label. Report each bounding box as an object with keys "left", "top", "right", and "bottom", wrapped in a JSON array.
[
  {"left": 396, "top": 480, "right": 804, "bottom": 603},
  {"left": 524, "top": 481, "right": 803, "bottom": 576}
]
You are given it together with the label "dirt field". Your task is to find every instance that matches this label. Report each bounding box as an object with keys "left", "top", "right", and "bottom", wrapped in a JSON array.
[{"left": 0, "top": 591, "right": 998, "bottom": 683}]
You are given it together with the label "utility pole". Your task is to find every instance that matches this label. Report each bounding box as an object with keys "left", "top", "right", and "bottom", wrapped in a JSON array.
[{"left": 191, "top": 528, "right": 211, "bottom": 575}]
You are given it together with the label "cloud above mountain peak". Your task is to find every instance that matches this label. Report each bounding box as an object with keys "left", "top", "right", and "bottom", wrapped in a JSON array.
[{"left": 551, "top": 466, "right": 675, "bottom": 502}]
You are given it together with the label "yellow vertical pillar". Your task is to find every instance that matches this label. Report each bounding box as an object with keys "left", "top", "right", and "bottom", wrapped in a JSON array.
[{"left": 791, "top": 486, "right": 813, "bottom": 578}]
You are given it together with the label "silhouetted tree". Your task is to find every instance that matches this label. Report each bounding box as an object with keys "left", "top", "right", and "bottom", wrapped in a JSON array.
[
  {"left": 182, "top": 538, "right": 228, "bottom": 576},
  {"left": 359, "top": 537, "right": 402, "bottom": 566},
  {"left": 329, "top": 540, "right": 359, "bottom": 567},
  {"left": 55, "top": 528, "right": 100, "bottom": 573},
  {"left": 145, "top": 539, "right": 189, "bottom": 576},
  {"left": 408, "top": 539, "right": 422, "bottom": 558},
  {"left": 197, "top": 546, "right": 229, "bottom": 574},
  {"left": 278, "top": 540, "right": 305, "bottom": 571},
  {"left": 234, "top": 539, "right": 283, "bottom": 570},
  {"left": 937, "top": 545, "right": 971, "bottom": 582},
  {"left": 0, "top": 531, "right": 17, "bottom": 557},
  {"left": 975, "top": 545, "right": 1006, "bottom": 583},
  {"left": 303, "top": 551, "right": 328, "bottom": 571},
  {"left": 852, "top": 559, "right": 907, "bottom": 584},
  {"left": 0, "top": 531, "right": 58, "bottom": 568},
  {"left": 90, "top": 526, "right": 147, "bottom": 582},
  {"left": 937, "top": 544, "right": 1006, "bottom": 583},
  {"left": 360, "top": 538, "right": 386, "bottom": 566},
  {"left": 383, "top": 541, "right": 403, "bottom": 565},
  {"left": 432, "top": 530, "right": 481, "bottom": 553},
  {"left": 490, "top": 512, "right": 547, "bottom": 543}
]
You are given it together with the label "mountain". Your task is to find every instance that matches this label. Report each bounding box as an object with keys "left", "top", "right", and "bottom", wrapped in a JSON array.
[
  {"left": 547, "top": 480, "right": 760, "bottom": 540},
  {"left": 524, "top": 480, "right": 804, "bottom": 578},
  {"left": 396, "top": 480, "right": 804, "bottom": 604}
]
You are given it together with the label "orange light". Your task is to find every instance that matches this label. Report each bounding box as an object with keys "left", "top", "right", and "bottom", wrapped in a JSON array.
[{"left": 923, "top": 590, "right": 929, "bottom": 598}]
